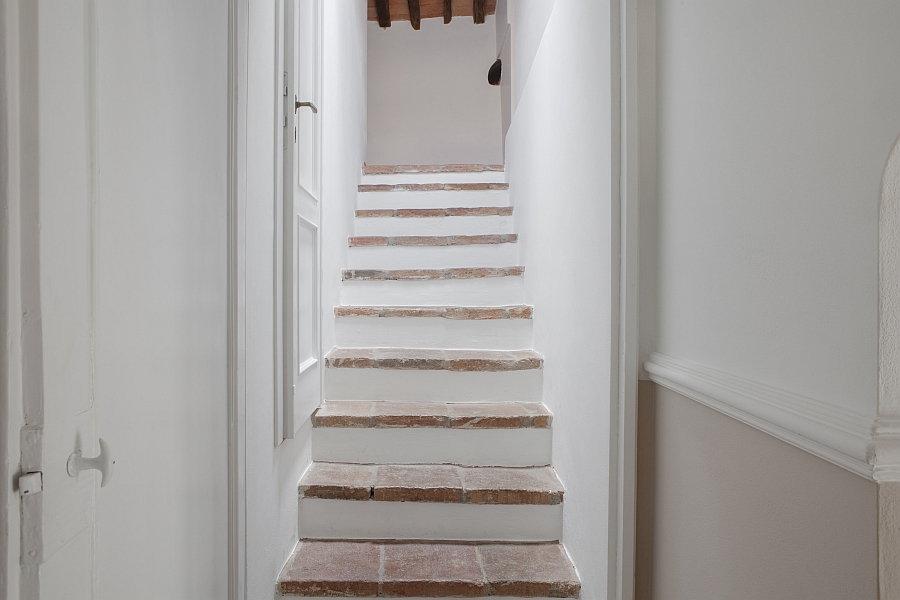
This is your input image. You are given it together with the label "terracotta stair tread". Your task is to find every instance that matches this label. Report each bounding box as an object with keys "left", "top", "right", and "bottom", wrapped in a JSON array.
[
  {"left": 312, "top": 401, "right": 551, "bottom": 429},
  {"left": 342, "top": 266, "right": 524, "bottom": 281},
  {"left": 278, "top": 540, "right": 580, "bottom": 597},
  {"left": 325, "top": 348, "right": 543, "bottom": 372},
  {"left": 363, "top": 164, "right": 505, "bottom": 174},
  {"left": 356, "top": 207, "right": 513, "bottom": 218},
  {"left": 334, "top": 305, "right": 533, "bottom": 319},
  {"left": 350, "top": 234, "right": 517, "bottom": 247},
  {"left": 359, "top": 183, "right": 509, "bottom": 192},
  {"left": 299, "top": 463, "right": 564, "bottom": 505}
]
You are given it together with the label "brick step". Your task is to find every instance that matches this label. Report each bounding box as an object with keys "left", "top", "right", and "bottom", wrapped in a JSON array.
[
  {"left": 335, "top": 305, "right": 532, "bottom": 319},
  {"left": 347, "top": 243, "right": 520, "bottom": 271},
  {"left": 356, "top": 207, "right": 513, "bottom": 218},
  {"left": 349, "top": 234, "right": 518, "bottom": 247},
  {"left": 278, "top": 540, "right": 580, "bottom": 598},
  {"left": 312, "top": 403, "right": 551, "bottom": 467},
  {"left": 333, "top": 306, "right": 533, "bottom": 351},
  {"left": 325, "top": 348, "right": 543, "bottom": 372},
  {"left": 300, "top": 463, "right": 563, "bottom": 505},
  {"left": 341, "top": 275, "right": 525, "bottom": 308},
  {"left": 363, "top": 164, "right": 504, "bottom": 175},
  {"left": 354, "top": 210, "right": 514, "bottom": 238},
  {"left": 313, "top": 401, "right": 550, "bottom": 429},
  {"left": 358, "top": 189, "right": 510, "bottom": 210},
  {"left": 342, "top": 266, "right": 524, "bottom": 281},
  {"left": 359, "top": 183, "right": 509, "bottom": 193}
]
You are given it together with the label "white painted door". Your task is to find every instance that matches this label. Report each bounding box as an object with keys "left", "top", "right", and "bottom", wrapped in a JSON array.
[
  {"left": 16, "top": 2, "right": 228, "bottom": 599},
  {"left": 282, "top": 0, "right": 323, "bottom": 439}
]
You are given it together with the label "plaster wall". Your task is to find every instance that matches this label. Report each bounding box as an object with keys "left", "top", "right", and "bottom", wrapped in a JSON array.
[
  {"left": 653, "top": 0, "right": 900, "bottom": 417},
  {"left": 244, "top": 2, "right": 366, "bottom": 598},
  {"left": 636, "top": 382, "right": 878, "bottom": 600},
  {"left": 366, "top": 17, "right": 501, "bottom": 166},
  {"left": 505, "top": 0, "right": 614, "bottom": 596}
]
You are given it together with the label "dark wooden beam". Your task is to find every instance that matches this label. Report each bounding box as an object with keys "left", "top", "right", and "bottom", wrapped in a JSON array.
[
  {"left": 408, "top": 0, "right": 421, "bottom": 29},
  {"left": 375, "top": 0, "right": 391, "bottom": 27},
  {"left": 473, "top": 0, "right": 485, "bottom": 24},
  {"left": 443, "top": 0, "right": 452, "bottom": 24}
]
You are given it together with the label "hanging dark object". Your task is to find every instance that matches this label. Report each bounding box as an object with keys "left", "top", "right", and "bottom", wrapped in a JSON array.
[{"left": 488, "top": 58, "right": 502, "bottom": 86}]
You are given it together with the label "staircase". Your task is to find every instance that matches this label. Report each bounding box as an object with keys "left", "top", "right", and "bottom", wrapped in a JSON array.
[{"left": 278, "top": 164, "right": 581, "bottom": 598}]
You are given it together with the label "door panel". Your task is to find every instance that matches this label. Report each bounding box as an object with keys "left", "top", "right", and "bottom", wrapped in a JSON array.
[
  {"left": 33, "top": 1, "right": 97, "bottom": 597},
  {"left": 283, "top": 0, "right": 323, "bottom": 438}
]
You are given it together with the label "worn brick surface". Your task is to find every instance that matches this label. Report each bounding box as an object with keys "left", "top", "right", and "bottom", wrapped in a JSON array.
[
  {"left": 312, "top": 401, "right": 550, "bottom": 431},
  {"left": 312, "top": 401, "right": 375, "bottom": 427},
  {"left": 342, "top": 266, "right": 525, "bottom": 281},
  {"left": 325, "top": 348, "right": 543, "bottom": 372},
  {"left": 348, "top": 234, "right": 517, "bottom": 247},
  {"left": 354, "top": 206, "right": 514, "bottom": 218},
  {"left": 299, "top": 463, "right": 375, "bottom": 500},
  {"left": 371, "top": 401, "right": 451, "bottom": 427},
  {"left": 382, "top": 543, "right": 485, "bottom": 597},
  {"left": 375, "top": 465, "right": 464, "bottom": 503},
  {"left": 361, "top": 164, "right": 504, "bottom": 174},
  {"left": 334, "top": 305, "right": 533, "bottom": 320},
  {"left": 447, "top": 402, "right": 550, "bottom": 428},
  {"left": 462, "top": 467, "right": 564, "bottom": 505},
  {"left": 358, "top": 182, "right": 509, "bottom": 192},
  {"left": 354, "top": 208, "right": 395, "bottom": 218},
  {"left": 479, "top": 544, "right": 581, "bottom": 598},
  {"left": 277, "top": 541, "right": 381, "bottom": 597}
]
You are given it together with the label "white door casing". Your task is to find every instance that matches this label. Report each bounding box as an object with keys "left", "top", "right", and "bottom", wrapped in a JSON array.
[{"left": 281, "top": 0, "right": 323, "bottom": 440}]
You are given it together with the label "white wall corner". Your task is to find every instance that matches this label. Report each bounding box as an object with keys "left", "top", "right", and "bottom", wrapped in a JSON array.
[
  {"left": 644, "top": 353, "right": 875, "bottom": 480},
  {"left": 877, "top": 134, "right": 900, "bottom": 483}
]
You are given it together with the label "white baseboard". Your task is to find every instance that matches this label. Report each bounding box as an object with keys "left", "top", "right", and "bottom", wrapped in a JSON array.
[{"left": 644, "top": 353, "right": 875, "bottom": 480}]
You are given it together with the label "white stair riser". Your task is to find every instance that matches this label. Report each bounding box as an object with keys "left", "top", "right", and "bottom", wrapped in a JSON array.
[
  {"left": 299, "top": 499, "right": 562, "bottom": 542},
  {"left": 341, "top": 277, "right": 525, "bottom": 306},
  {"left": 335, "top": 317, "right": 533, "bottom": 350},
  {"left": 358, "top": 190, "right": 510, "bottom": 210},
  {"left": 325, "top": 368, "right": 543, "bottom": 402},
  {"left": 312, "top": 427, "right": 552, "bottom": 467},
  {"left": 347, "top": 243, "right": 519, "bottom": 270},
  {"left": 353, "top": 215, "right": 514, "bottom": 237}
]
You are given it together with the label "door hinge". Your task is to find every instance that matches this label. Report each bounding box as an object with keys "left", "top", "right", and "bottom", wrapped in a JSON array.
[
  {"left": 284, "top": 116, "right": 287, "bottom": 128},
  {"left": 18, "top": 472, "right": 42, "bottom": 496}
]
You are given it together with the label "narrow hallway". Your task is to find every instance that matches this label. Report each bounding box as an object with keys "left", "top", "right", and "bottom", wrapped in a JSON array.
[{"left": 277, "top": 164, "right": 580, "bottom": 597}]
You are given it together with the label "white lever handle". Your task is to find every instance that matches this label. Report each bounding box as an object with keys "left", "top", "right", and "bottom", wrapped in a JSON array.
[{"left": 67, "top": 438, "right": 115, "bottom": 487}]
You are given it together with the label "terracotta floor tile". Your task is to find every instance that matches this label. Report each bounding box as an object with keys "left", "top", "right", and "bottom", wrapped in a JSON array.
[
  {"left": 372, "top": 401, "right": 451, "bottom": 428},
  {"left": 312, "top": 401, "right": 374, "bottom": 427},
  {"left": 382, "top": 543, "right": 485, "bottom": 597},
  {"left": 479, "top": 544, "right": 580, "bottom": 598},
  {"left": 462, "top": 467, "right": 564, "bottom": 505},
  {"left": 299, "top": 463, "right": 375, "bottom": 501},
  {"left": 447, "top": 403, "right": 533, "bottom": 428},
  {"left": 278, "top": 541, "right": 381, "bottom": 597},
  {"left": 374, "top": 465, "right": 463, "bottom": 503}
]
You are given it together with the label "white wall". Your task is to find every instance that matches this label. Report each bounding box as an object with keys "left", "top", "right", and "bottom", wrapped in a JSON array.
[
  {"left": 243, "top": 2, "right": 366, "bottom": 598},
  {"left": 366, "top": 16, "right": 501, "bottom": 166},
  {"left": 652, "top": 0, "right": 900, "bottom": 418},
  {"left": 505, "top": 0, "right": 615, "bottom": 597}
]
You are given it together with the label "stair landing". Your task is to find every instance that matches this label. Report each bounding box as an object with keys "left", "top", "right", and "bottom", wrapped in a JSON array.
[{"left": 277, "top": 540, "right": 580, "bottom": 598}]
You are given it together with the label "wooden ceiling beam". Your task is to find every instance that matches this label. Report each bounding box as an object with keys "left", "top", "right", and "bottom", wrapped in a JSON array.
[
  {"left": 473, "top": 0, "right": 485, "bottom": 24},
  {"left": 408, "top": 0, "right": 421, "bottom": 30},
  {"left": 375, "top": 0, "right": 391, "bottom": 28},
  {"left": 368, "top": 0, "right": 496, "bottom": 24}
]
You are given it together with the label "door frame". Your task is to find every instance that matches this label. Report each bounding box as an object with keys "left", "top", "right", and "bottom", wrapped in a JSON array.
[{"left": 227, "top": 0, "right": 249, "bottom": 598}]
